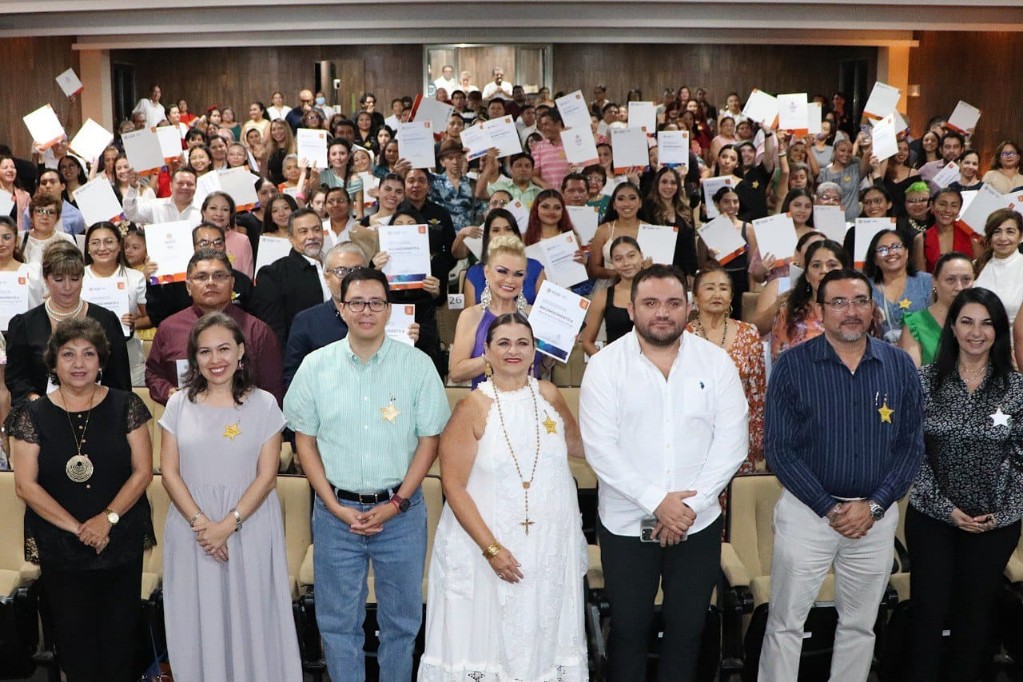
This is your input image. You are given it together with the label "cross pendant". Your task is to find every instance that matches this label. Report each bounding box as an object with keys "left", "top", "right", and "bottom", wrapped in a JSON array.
[{"left": 520, "top": 516, "right": 535, "bottom": 535}]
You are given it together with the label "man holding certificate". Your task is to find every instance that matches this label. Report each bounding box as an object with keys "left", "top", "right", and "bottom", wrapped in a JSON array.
[
  {"left": 123, "top": 167, "right": 201, "bottom": 225},
  {"left": 532, "top": 110, "right": 571, "bottom": 190}
]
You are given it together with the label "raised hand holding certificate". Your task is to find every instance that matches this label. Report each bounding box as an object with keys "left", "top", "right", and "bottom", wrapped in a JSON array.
[
  {"left": 156, "top": 126, "right": 183, "bottom": 163},
  {"left": 398, "top": 121, "right": 437, "bottom": 169},
  {"left": 700, "top": 176, "right": 735, "bottom": 219},
  {"left": 554, "top": 90, "right": 593, "bottom": 132},
  {"left": 0, "top": 272, "right": 30, "bottom": 332},
  {"left": 863, "top": 81, "right": 901, "bottom": 119},
  {"left": 946, "top": 100, "right": 981, "bottom": 134},
  {"left": 853, "top": 217, "right": 895, "bottom": 267},
  {"left": 697, "top": 215, "right": 747, "bottom": 265},
  {"left": 410, "top": 96, "right": 454, "bottom": 135},
  {"left": 536, "top": 232, "right": 588, "bottom": 288},
  {"left": 69, "top": 119, "right": 114, "bottom": 162},
  {"left": 379, "top": 223, "right": 431, "bottom": 289},
  {"left": 55, "top": 68, "right": 84, "bottom": 98},
  {"left": 611, "top": 127, "right": 648, "bottom": 174},
  {"left": 628, "top": 102, "right": 657, "bottom": 134},
  {"left": 812, "top": 205, "right": 848, "bottom": 243},
  {"left": 386, "top": 304, "right": 416, "bottom": 346},
  {"left": 560, "top": 128, "right": 599, "bottom": 166},
  {"left": 960, "top": 183, "right": 1011, "bottom": 234},
  {"left": 81, "top": 278, "right": 131, "bottom": 336},
  {"left": 777, "top": 93, "right": 809, "bottom": 135},
  {"left": 483, "top": 116, "right": 522, "bottom": 158},
  {"left": 460, "top": 124, "right": 492, "bottom": 161},
  {"left": 145, "top": 221, "right": 195, "bottom": 284},
  {"left": 742, "top": 89, "right": 779, "bottom": 128},
  {"left": 74, "top": 177, "right": 124, "bottom": 226},
  {"left": 23, "top": 104, "right": 66, "bottom": 150},
  {"left": 870, "top": 113, "right": 899, "bottom": 162},
  {"left": 566, "top": 205, "right": 600, "bottom": 246},
  {"left": 528, "top": 280, "right": 590, "bottom": 363},
  {"left": 931, "top": 162, "right": 960, "bottom": 189},
  {"left": 752, "top": 213, "right": 798, "bottom": 263},
  {"left": 218, "top": 168, "right": 260, "bottom": 210},
  {"left": 637, "top": 223, "right": 678, "bottom": 264},
  {"left": 122, "top": 129, "right": 165, "bottom": 175},
  {"left": 296, "top": 129, "right": 329, "bottom": 169},
  {"left": 657, "top": 130, "right": 689, "bottom": 168}
]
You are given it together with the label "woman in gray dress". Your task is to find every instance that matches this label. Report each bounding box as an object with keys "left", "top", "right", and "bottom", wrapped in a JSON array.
[{"left": 159, "top": 312, "right": 300, "bottom": 681}]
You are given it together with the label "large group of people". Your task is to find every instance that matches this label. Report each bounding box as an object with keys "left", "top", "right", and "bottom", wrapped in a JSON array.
[{"left": 5, "top": 71, "right": 1023, "bottom": 682}]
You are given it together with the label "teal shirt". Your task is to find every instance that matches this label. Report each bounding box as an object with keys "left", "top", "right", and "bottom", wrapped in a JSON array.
[
  {"left": 486, "top": 177, "right": 543, "bottom": 209},
  {"left": 283, "top": 337, "right": 450, "bottom": 492}
]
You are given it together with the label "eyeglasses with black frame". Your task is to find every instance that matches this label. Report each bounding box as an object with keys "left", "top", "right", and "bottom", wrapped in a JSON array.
[
  {"left": 874, "top": 243, "right": 904, "bottom": 257},
  {"left": 327, "top": 265, "right": 363, "bottom": 279},
  {"left": 342, "top": 298, "right": 388, "bottom": 312}
]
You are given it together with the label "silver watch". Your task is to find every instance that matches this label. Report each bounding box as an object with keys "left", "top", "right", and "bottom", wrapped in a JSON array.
[{"left": 867, "top": 500, "right": 885, "bottom": 520}]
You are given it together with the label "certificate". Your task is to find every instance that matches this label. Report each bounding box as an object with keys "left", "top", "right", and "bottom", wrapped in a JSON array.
[
  {"left": 742, "top": 89, "right": 778, "bottom": 128},
  {"left": 379, "top": 223, "right": 431, "bottom": 289},
  {"left": 397, "top": 121, "right": 437, "bottom": 169},
  {"left": 700, "top": 176, "right": 735, "bottom": 219},
  {"left": 156, "top": 126, "right": 183, "bottom": 163},
  {"left": 628, "top": 102, "right": 657, "bottom": 134},
  {"left": 777, "top": 93, "right": 808, "bottom": 135},
  {"left": 657, "top": 130, "right": 689, "bottom": 168},
  {"left": 55, "top": 68, "right": 83, "bottom": 97},
  {"left": 121, "top": 128, "right": 165, "bottom": 175},
  {"left": 218, "top": 168, "right": 259, "bottom": 211},
  {"left": 23, "top": 104, "right": 66, "bottom": 150},
  {"left": 192, "top": 170, "right": 221, "bottom": 209},
  {"left": 296, "top": 129, "right": 329, "bottom": 169},
  {"left": 81, "top": 277, "right": 131, "bottom": 336},
  {"left": 535, "top": 232, "right": 588, "bottom": 289},
  {"left": 0, "top": 191, "right": 13, "bottom": 218},
  {"left": 253, "top": 235, "right": 292, "bottom": 279},
  {"left": 358, "top": 171, "right": 380, "bottom": 208},
  {"left": 611, "top": 127, "right": 648, "bottom": 174},
  {"left": 386, "top": 304, "right": 416, "bottom": 346},
  {"left": 554, "top": 90, "right": 593, "bottom": 132},
  {"left": 960, "top": 183, "right": 1011, "bottom": 234},
  {"left": 958, "top": 190, "right": 979, "bottom": 220},
  {"left": 0, "top": 272, "right": 30, "bottom": 332},
  {"left": 812, "top": 205, "right": 848, "bottom": 243},
  {"left": 697, "top": 215, "right": 747, "bottom": 265},
  {"left": 506, "top": 199, "right": 531, "bottom": 234},
  {"left": 459, "top": 123, "right": 491, "bottom": 161},
  {"left": 145, "top": 221, "right": 195, "bottom": 284},
  {"left": 863, "top": 81, "right": 901, "bottom": 119},
  {"left": 528, "top": 280, "right": 590, "bottom": 363},
  {"left": 947, "top": 100, "right": 981, "bottom": 134},
  {"left": 483, "top": 115, "right": 522, "bottom": 158},
  {"left": 853, "top": 217, "right": 895, "bottom": 267},
  {"left": 870, "top": 113, "right": 899, "bottom": 162},
  {"left": 752, "top": 213, "right": 798, "bottom": 263},
  {"left": 464, "top": 235, "right": 483, "bottom": 260},
  {"left": 931, "top": 161, "right": 960, "bottom": 189},
  {"left": 410, "top": 95, "right": 454, "bottom": 136},
  {"left": 807, "top": 103, "right": 823, "bottom": 135},
  {"left": 560, "top": 128, "right": 599, "bottom": 166},
  {"left": 637, "top": 223, "right": 678, "bottom": 264},
  {"left": 69, "top": 119, "right": 114, "bottom": 162},
  {"left": 566, "top": 205, "right": 600, "bottom": 246},
  {"left": 73, "top": 177, "right": 124, "bottom": 226}
]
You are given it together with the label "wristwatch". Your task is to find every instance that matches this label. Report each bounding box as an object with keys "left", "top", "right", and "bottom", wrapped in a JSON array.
[
  {"left": 104, "top": 508, "right": 120, "bottom": 525},
  {"left": 867, "top": 500, "right": 885, "bottom": 520},
  {"left": 390, "top": 494, "right": 410, "bottom": 513}
]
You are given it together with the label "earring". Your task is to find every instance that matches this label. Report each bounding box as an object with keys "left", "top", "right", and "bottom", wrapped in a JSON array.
[
  {"left": 480, "top": 284, "right": 492, "bottom": 308},
  {"left": 97, "top": 369, "right": 104, "bottom": 384},
  {"left": 515, "top": 292, "right": 527, "bottom": 313},
  {"left": 484, "top": 358, "right": 493, "bottom": 378}
]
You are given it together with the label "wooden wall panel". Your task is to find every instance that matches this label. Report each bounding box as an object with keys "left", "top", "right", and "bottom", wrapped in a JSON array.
[{"left": 0, "top": 37, "right": 82, "bottom": 158}]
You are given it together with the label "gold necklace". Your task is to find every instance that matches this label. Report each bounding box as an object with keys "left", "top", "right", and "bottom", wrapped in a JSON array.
[
  {"left": 492, "top": 379, "right": 541, "bottom": 535},
  {"left": 695, "top": 316, "right": 728, "bottom": 347},
  {"left": 61, "top": 384, "right": 98, "bottom": 483}
]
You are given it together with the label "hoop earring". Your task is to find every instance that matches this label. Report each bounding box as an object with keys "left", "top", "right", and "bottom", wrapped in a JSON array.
[{"left": 480, "top": 284, "right": 493, "bottom": 308}]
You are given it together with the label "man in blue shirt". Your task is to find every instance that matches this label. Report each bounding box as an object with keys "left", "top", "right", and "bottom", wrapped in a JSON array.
[{"left": 760, "top": 269, "right": 924, "bottom": 681}]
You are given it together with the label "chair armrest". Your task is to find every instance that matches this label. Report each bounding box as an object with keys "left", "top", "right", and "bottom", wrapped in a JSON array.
[
  {"left": 298, "top": 544, "right": 314, "bottom": 588},
  {"left": 721, "top": 542, "right": 751, "bottom": 588}
]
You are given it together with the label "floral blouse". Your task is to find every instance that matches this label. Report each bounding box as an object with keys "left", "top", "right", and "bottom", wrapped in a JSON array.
[{"left": 771, "top": 304, "right": 824, "bottom": 362}]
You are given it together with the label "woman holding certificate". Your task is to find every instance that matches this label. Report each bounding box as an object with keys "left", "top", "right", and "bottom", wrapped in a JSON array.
[
  {"left": 922, "top": 187, "right": 984, "bottom": 273},
  {"left": 522, "top": 189, "right": 590, "bottom": 295},
  {"left": 420, "top": 312, "right": 587, "bottom": 681},
  {"left": 0, "top": 216, "right": 44, "bottom": 313},
  {"left": 588, "top": 183, "right": 652, "bottom": 284},
  {"left": 706, "top": 186, "right": 765, "bottom": 320},
  {"left": 580, "top": 236, "right": 641, "bottom": 356},
  {"left": 641, "top": 168, "right": 703, "bottom": 278}
]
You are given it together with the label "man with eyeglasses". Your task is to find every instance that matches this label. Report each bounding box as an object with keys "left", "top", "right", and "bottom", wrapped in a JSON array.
[
  {"left": 286, "top": 88, "right": 315, "bottom": 133},
  {"left": 146, "top": 248, "right": 282, "bottom": 406},
  {"left": 123, "top": 167, "right": 201, "bottom": 225},
  {"left": 760, "top": 269, "right": 924, "bottom": 681},
  {"left": 284, "top": 266, "right": 449, "bottom": 682}
]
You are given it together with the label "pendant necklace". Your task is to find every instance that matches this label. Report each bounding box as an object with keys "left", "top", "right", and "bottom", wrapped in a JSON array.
[
  {"left": 493, "top": 380, "right": 541, "bottom": 535},
  {"left": 62, "top": 384, "right": 97, "bottom": 483}
]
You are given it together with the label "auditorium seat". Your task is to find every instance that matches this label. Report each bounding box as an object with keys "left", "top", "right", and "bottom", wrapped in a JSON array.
[
  {"left": 551, "top": 343, "right": 587, "bottom": 387},
  {"left": 133, "top": 387, "right": 165, "bottom": 472},
  {"left": 436, "top": 304, "right": 461, "bottom": 348},
  {"left": 0, "top": 472, "right": 40, "bottom": 677},
  {"left": 141, "top": 474, "right": 171, "bottom": 600},
  {"left": 277, "top": 474, "right": 313, "bottom": 601}
]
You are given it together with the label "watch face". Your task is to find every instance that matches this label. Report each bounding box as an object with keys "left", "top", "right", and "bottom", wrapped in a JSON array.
[
  {"left": 399, "top": 499, "right": 411, "bottom": 512},
  {"left": 107, "top": 511, "right": 120, "bottom": 524}
]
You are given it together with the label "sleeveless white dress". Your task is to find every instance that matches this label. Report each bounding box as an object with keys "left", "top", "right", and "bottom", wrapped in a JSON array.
[{"left": 419, "top": 378, "right": 588, "bottom": 681}]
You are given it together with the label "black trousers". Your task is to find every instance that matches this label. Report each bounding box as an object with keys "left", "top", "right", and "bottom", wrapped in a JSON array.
[
  {"left": 598, "top": 516, "right": 721, "bottom": 682},
  {"left": 905, "top": 504, "right": 1020, "bottom": 682},
  {"left": 41, "top": 558, "right": 143, "bottom": 682}
]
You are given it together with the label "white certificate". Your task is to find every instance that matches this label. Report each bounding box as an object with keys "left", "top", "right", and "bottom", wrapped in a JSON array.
[
  {"left": 121, "top": 128, "right": 165, "bottom": 174},
  {"left": 870, "top": 113, "right": 899, "bottom": 162},
  {"left": 296, "top": 129, "right": 329, "bottom": 169},
  {"left": 156, "top": 126, "right": 182, "bottom": 163},
  {"left": 535, "top": 232, "right": 588, "bottom": 289},
  {"left": 464, "top": 235, "right": 483, "bottom": 260},
  {"left": 397, "top": 121, "right": 437, "bottom": 169},
  {"left": 459, "top": 123, "right": 491, "bottom": 161},
  {"left": 742, "top": 89, "right": 779, "bottom": 128},
  {"left": 947, "top": 100, "right": 981, "bottom": 135},
  {"left": 55, "top": 68, "right": 83, "bottom": 97},
  {"left": 566, "top": 205, "right": 600, "bottom": 246},
  {"left": 611, "top": 127, "right": 648, "bottom": 173},
  {"left": 81, "top": 277, "right": 131, "bottom": 336},
  {"left": 386, "top": 304, "right": 416, "bottom": 346},
  {"left": 960, "top": 183, "right": 1011, "bottom": 234},
  {"left": 657, "top": 130, "right": 689, "bottom": 168},
  {"left": 0, "top": 191, "right": 14, "bottom": 218},
  {"left": 0, "top": 272, "right": 30, "bottom": 332},
  {"left": 528, "top": 280, "right": 590, "bottom": 363},
  {"left": 483, "top": 115, "right": 522, "bottom": 158},
  {"left": 637, "top": 223, "right": 678, "bottom": 264},
  {"left": 379, "top": 223, "right": 431, "bottom": 290},
  {"left": 560, "top": 128, "right": 599, "bottom": 166},
  {"left": 697, "top": 215, "right": 747, "bottom": 265},
  {"left": 410, "top": 95, "right": 454, "bottom": 133},
  {"left": 73, "top": 177, "right": 124, "bottom": 226},
  {"left": 23, "top": 104, "right": 66, "bottom": 150},
  {"left": 358, "top": 171, "right": 380, "bottom": 208},
  {"left": 958, "top": 190, "right": 979, "bottom": 220},
  {"left": 863, "top": 81, "right": 901, "bottom": 119},
  {"left": 752, "top": 213, "right": 798, "bottom": 263},
  {"left": 506, "top": 199, "right": 530, "bottom": 234},
  {"left": 218, "top": 168, "right": 260, "bottom": 210},
  {"left": 628, "top": 102, "right": 657, "bottom": 134},
  {"left": 554, "top": 90, "right": 593, "bottom": 132},
  {"left": 700, "top": 176, "right": 735, "bottom": 219},
  {"left": 69, "top": 119, "right": 114, "bottom": 162},
  {"left": 145, "top": 221, "right": 195, "bottom": 284},
  {"left": 931, "top": 162, "right": 960, "bottom": 189},
  {"left": 812, "top": 205, "right": 848, "bottom": 243},
  {"left": 853, "top": 217, "right": 895, "bottom": 267},
  {"left": 777, "top": 93, "right": 808, "bottom": 134},
  {"left": 192, "top": 170, "right": 221, "bottom": 209},
  {"left": 253, "top": 235, "right": 292, "bottom": 279},
  {"left": 807, "top": 103, "right": 823, "bottom": 135}
]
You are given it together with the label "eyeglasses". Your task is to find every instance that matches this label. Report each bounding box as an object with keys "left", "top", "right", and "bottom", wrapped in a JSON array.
[
  {"left": 862, "top": 197, "right": 887, "bottom": 206},
  {"left": 33, "top": 208, "right": 57, "bottom": 216},
  {"left": 189, "top": 272, "right": 231, "bottom": 283},
  {"left": 875, "top": 244, "right": 904, "bottom": 257},
  {"left": 818, "top": 194, "right": 841, "bottom": 202},
  {"left": 489, "top": 199, "right": 508, "bottom": 208},
  {"left": 195, "top": 238, "right": 226, "bottom": 249},
  {"left": 1002, "top": 151, "right": 1020, "bottom": 157},
  {"left": 905, "top": 198, "right": 929, "bottom": 204},
  {"left": 824, "top": 297, "right": 872, "bottom": 311},
  {"left": 89, "top": 238, "right": 117, "bottom": 248},
  {"left": 343, "top": 298, "right": 388, "bottom": 312},
  {"left": 327, "top": 265, "right": 361, "bottom": 278}
]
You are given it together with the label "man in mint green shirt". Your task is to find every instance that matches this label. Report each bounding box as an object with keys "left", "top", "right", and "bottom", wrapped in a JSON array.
[
  {"left": 284, "top": 267, "right": 450, "bottom": 682},
  {"left": 475, "top": 150, "right": 544, "bottom": 208}
]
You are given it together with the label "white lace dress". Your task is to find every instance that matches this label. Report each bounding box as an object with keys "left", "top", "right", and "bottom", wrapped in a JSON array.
[{"left": 419, "top": 378, "right": 588, "bottom": 682}]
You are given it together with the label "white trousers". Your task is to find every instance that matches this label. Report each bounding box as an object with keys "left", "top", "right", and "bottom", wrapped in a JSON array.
[{"left": 757, "top": 489, "right": 897, "bottom": 682}]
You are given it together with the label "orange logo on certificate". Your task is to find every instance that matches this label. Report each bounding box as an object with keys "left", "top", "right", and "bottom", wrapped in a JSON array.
[
  {"left": 579, "top": 299, "right": 590, "bottom": 310},
  {"left": 418, "top": 225, "right": 426, "bottom": 234},
  {"left": 404, "top": 305, "right": 414, "bottom": 315},
  {"left": 117, "top": 281, "right": 125, "bottom": 289},
  {"left": 17, "top": 277, "right": 25, "bottom": 285}
]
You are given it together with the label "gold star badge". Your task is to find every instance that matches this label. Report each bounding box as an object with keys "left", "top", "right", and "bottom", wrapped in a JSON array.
[
  {"left": 898, "top": 298, "right": 911, "bottom": 310},
  {"left": 878, "top": 401, "right": 893, "bottom": 424},
  {"left": 751, "top": 180, "right": 760, "bottom": 189},
  {"left": 223, "top": 423, "right": 241, "bottom": 440},
  {"left": 542, "top": 413, "right": 557, "bottom": 434},
  {"left": 381, "top": 401, "right": 400, "bottom": 423}
]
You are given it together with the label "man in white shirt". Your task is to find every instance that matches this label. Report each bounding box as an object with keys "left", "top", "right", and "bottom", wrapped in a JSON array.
[
  {"left": 132, "top": 84, "right": 167, "bottom": 129},
  {"left": 580, "top": 264, "right": 749, "bottom": 682},
  {"left": 481, "top": 68, "right": 513, "bottom": 100},
  {"left": 516, "top": 105, "right": 538, "bottom": 143},
  {"left": 123, "top": 167, "right": 201, "bottom": 225},
  {"left": 433, "top": 65, "right": 458, "bottom": 96}
]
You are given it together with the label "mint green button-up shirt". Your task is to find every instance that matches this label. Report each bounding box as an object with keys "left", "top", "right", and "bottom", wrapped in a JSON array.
[{"left": 283, "top": 337, "right": 451, "bottom": 493}]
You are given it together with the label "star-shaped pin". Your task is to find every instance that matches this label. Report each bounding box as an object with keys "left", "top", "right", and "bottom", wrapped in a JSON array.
[
  {"left": 381, "top": 401, "right": 400, "bottom": 423},
  {"left": 223, "top": 423, "right": 241, "bottom": 440},
  {"left": 990, "top": 408, "right": 1011, "bottom": 428},
  {"left": 878, "top": 401, "right": 894, "bottom": 424},
  {"left": 542, "top": 413, "right": 557, "bottom": 434},
  {"left": 898, "top": 298, "right": 912, "bottom": 310},
  {"left": 751, "top": 180, "right": 760, "bottom": 189}
]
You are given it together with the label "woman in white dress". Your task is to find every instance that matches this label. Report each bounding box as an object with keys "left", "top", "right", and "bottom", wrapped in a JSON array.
[{"left": 420, "top": 312, "right": 588, "bottom": 681}]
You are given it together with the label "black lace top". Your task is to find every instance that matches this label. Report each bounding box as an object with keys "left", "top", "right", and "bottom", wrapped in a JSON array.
[{"left": 10, "top": 389, "right": 155, "bottom": 571}]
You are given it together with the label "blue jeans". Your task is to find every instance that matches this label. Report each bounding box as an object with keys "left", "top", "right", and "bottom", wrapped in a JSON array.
[{"left": 312, "top": 487, "right": 426, "bottom": 682}]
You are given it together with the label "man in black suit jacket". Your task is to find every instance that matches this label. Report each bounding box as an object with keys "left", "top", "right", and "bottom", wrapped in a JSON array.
[{"left": 251, "top": 208, "right": 329, "bottom": 347}]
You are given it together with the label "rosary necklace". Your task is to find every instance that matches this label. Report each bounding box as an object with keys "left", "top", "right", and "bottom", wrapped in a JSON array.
[{"left": 493, "top": 380, "right": 541, "bottom": 535}]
